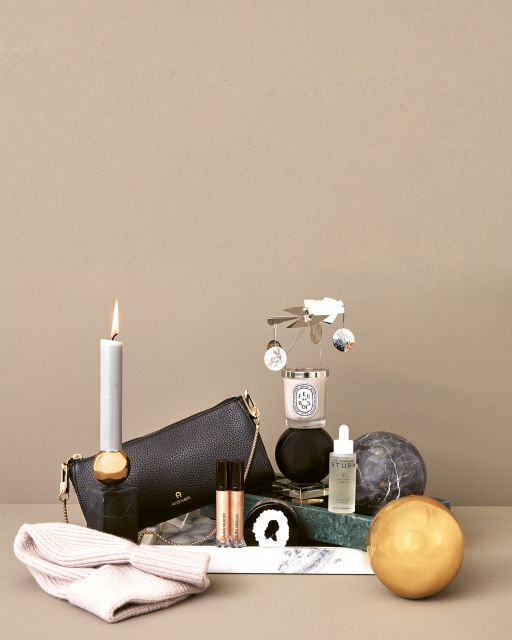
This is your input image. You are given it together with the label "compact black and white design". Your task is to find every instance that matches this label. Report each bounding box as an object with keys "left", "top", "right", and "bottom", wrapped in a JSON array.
[
  {"left": 293, "top": 383, "right": 317, "bottom": 417},
  {"left": 244, "top": 499, "right": 300, "bottom": 547}
]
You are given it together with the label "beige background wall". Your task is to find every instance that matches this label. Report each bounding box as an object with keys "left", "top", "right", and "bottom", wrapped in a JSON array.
[{"left": 1, "top": 2, "right": 511, "bottom": 505}]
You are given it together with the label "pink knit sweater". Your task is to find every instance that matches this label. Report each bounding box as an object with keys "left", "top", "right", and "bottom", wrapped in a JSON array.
[{"left": 14, "top": 522, "right": 210, "bottom": 622}]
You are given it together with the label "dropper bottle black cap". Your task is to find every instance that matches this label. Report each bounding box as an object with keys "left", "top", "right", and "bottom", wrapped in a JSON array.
[
  {"left": 231, "top": 460, "right": 245, "bottom": 491},
  {"left": 216, "top": 460, "right": 230, "bottom": 490}
]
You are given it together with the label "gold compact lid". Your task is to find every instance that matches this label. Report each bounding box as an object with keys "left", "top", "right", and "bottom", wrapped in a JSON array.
[{"left": 281, "top": 368, "right": 329, "bottom": 379}]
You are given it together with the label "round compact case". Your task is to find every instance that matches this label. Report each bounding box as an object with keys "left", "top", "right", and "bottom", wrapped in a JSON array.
[{"left": 244, "top": 499, "right": 300, "bottom": 547}]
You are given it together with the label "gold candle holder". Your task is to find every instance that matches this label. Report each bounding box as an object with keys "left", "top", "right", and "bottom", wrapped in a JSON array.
[{"left": 93, "top": 450, "right": 130, "bottom": 485}]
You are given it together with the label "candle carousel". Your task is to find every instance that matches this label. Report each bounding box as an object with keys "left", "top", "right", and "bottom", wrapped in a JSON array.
[{"left": 264, "top": 297, "right": 356, "bottom": 503}]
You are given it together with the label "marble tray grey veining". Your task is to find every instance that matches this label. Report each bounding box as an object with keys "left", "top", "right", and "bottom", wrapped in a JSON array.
[{"left": 168, "top": 545, "right": 374, "bottom": 574}]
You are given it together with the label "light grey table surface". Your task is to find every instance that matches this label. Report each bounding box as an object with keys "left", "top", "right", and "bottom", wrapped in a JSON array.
[{"left": 1, "top": 504, "right": 511, "bottom": 639}]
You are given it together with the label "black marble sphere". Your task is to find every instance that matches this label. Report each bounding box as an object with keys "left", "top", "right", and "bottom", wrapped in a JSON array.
[{"left": 354, "top": 431, "right": 427, "bottom": 516}]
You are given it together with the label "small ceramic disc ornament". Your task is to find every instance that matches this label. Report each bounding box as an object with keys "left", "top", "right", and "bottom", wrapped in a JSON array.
[
  {"left": 332, "top": 328, "right": 355, "bottom": 352},
  {"left": 264, "top": 346, "right": 287, "bottom": 371},
  {"left": 310, "top": 323, "right": 322, "bottom": 344}
]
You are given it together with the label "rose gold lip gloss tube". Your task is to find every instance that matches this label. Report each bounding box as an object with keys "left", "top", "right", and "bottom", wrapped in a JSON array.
[
  {"left": 216, "top": 460, "right": 230, "bottom": 547},
  {"left": 229, "top": 460, "right": 246, "bottom": 548}
]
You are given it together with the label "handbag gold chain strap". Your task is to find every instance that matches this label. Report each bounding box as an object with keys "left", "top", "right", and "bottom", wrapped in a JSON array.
[
  {"left": 59, "top": 454, "right": 83, "bottom": 524},
  {"left": 59, "top": 391, "right": 261, "bottom": 547}
]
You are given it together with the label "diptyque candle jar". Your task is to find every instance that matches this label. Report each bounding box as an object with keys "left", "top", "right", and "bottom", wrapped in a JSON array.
[
  {"left": 276, "top": 369, "right": 333, "bottom": 484},
  {"left": 282, "top": 368, "right": 328, "bottom": 427}
]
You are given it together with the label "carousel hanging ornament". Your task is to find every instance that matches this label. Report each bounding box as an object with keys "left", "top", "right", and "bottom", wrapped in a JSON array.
[
  {"left": 264, "top": 325, "right": 287, "bottom": 371},
  {"left": 310, "top": 322, "right": 322, "bottom": 344},
  {"left": 332, "top": 327, "right": 355, "bottom": 352},
  {"left": 265, "top": 297, "right": 355, "bottom": 371}
]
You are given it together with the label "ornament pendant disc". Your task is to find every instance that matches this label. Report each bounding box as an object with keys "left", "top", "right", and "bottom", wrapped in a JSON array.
[{"left": 264, "top": 346, "right": 287, "bottom": 371}]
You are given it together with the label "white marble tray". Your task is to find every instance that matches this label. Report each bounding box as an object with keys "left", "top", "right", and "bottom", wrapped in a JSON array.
[
  {"left": 167, "top": 545, "right": 374, "bottom": 575},
  {"left": 140, "top": 510, "right": 373, "bottom": 574}
]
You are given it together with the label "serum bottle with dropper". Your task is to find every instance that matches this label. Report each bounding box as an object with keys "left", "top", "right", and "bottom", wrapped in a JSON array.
[{"left": 328, "top": 424, "right": 356, "bottom": 514}]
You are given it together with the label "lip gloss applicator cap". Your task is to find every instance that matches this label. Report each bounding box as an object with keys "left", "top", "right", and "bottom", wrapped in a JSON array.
[
  {"left": 216, "top": 460, "right": 230, "bottom": 490},
  {"left": 231, "top": 460, "right": 245, "bottom": 490}
]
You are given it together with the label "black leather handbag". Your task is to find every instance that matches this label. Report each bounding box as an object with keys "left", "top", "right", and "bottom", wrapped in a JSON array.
[{"left": 60, "top": 391, "right": 275, "bottom": 531}]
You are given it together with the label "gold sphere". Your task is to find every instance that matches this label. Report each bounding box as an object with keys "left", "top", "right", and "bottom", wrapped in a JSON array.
[
  {"left": 93, "top": 450, "right": 130, "bottom": 485},
  {"left": 368, "top": 496, "right": 464, "bottom": 599}
]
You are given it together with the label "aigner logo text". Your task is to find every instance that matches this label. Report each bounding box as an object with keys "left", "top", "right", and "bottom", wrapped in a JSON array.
[{"left": 172, "top": 490, "right": 191, "bottom": 507}]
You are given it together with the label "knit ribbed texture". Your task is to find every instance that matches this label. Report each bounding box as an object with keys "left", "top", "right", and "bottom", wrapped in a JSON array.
[{"left": 13, "top": 523, "right": 210, "bottom": 623}]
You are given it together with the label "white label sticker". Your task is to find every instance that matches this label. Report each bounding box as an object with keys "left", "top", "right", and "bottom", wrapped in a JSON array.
[{"left": 292, "top": 383, "right": 317, "bottom": 417}]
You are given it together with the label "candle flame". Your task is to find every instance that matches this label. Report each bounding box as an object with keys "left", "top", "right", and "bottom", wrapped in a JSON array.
[{"left": 111, "top": 300, "right": 119, "bottom": 339}]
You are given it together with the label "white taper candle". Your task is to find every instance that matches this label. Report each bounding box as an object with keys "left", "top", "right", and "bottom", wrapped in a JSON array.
[{"left": 100, "top": 301, "right": 123, "bottom": 451}]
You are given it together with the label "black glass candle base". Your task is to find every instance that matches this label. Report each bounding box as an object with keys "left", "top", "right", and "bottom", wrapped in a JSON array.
[
  {"left": 86, "top": 484, "right": 138, "bottom": 542},
  {"left": 275, "top": 427, "right": 333, "bottom": 484}
]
